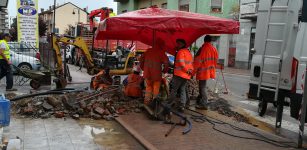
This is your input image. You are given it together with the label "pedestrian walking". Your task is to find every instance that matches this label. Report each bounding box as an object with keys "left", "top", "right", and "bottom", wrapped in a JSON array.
[
  {"left": 169, "top": 39, "right": 193, "bottom": 112},
  {"left": 140, "top": 40, "right": 169, "bottom": 105},
  {"left": 0, "top": 33, "right": 17, "bottom": 91},
  {"left": 193, "top": 35, "right": 218, "bottom": 110}
]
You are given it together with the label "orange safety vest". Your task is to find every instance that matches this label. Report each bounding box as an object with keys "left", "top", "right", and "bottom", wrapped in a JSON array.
[
  {"left": 124, "top": 74, "right": 143, "bottom": 97},
  {"left": 193, "top": 42, "right": 218, "bottom": 80},
  {"left": 174, "top": 48, "right": 194, "bottom": 79}
]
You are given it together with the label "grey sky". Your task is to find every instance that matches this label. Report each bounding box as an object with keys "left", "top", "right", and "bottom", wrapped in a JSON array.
[{"left": 8, "top": 0, "right": 118, "bottom": 17}]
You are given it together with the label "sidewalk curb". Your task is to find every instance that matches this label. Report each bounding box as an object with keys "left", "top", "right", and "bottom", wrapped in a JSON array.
[{"left": 115, "top": 117, "right": 158, "bottom": 150}]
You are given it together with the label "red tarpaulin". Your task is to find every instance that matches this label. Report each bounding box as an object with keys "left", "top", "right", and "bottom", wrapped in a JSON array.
[{"left": 95, "top": 7, "right": 240, "bottom": 55}]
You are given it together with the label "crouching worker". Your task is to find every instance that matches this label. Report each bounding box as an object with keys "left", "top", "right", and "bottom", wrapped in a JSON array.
[
  {"left": 90, "top": 68, "right": 113, "bottom": 90},
  {"left": 123, "top": 66, "right": 144, "bottom": 98}
]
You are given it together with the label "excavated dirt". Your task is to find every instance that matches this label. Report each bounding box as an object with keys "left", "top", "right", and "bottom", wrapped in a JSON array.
[
  {"left": 10, "top": 89, "right": 143, "bottom": 121},
  {"left": 208, "top": 98, "right": 248, "bottom": 123}
]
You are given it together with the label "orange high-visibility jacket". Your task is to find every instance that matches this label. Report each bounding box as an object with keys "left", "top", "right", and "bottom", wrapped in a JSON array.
[
  {"left": 125, "top": 74, "right": 144, "bottom": 97},
  {"left": 140, "top": 48, "right": 169, "bottom": 82},
  {"left": 174, "top": 48, "right": 194, "bottom": 79},
  {"left": 91, "top": 70, "right": 113, "bottom": 90},
  {"left": 193, "top": 42, "right": 218, "bottom": 80}
]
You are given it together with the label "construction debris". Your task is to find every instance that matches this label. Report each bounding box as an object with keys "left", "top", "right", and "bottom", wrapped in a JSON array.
[{"left": 10, "top": 88, "right": 143, "bottom": 121}]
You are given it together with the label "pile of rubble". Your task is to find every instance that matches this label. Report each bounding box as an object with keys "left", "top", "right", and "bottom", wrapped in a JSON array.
[
  {"left": 209, "top": 98, "right": 248, "bottom": 123},
  {"left": 10, "top": 88, "right": 143, "bottom": 120}
]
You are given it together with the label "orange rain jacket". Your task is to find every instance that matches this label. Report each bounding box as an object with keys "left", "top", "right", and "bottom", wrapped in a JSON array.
[
  {"left": 193, "top": 42, "right": 218, "bottom": 80},
  {"left": 174, "top": 48, "right": 194, "bottom": 79},
  {"left": 124, "top": 73, "right": 144, "bottom": 97},
  {"left": 140, "top": 48, "right": 169, "bottom": 82}
]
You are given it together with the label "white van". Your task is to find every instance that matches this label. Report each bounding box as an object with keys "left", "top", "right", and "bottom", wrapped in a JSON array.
[{"left": 248, "top": 0, "right": 305, "bottom": 127}]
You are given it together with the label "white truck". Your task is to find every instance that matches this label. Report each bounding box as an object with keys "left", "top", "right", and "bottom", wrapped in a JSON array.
[{"left": 248, "top": 0, "right": 306, "bottom": 128}]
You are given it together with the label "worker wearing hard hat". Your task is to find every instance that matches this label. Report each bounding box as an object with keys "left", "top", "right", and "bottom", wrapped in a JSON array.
[
  {"left": 140, "top": 40, "right": 169, "bottom": 105},
  {"left": 193, "top": 35, "right": 218, "bottom": 110},
  {"left": 124, "top": 66, "right": 144, "bottom": 98},
  {"left": 109, "top": 8, "right": 116, "bottom": 17},
  {"left": 90, "top": 68, "right": 113, "bottom": 90},
  {"left": 168, "top": 39, "right": 194, "bottom": 112}
]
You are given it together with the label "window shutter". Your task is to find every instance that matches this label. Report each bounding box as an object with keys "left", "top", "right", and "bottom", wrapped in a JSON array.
[{"left": 211, "top": 0, "right": 222, "bottom": 7}]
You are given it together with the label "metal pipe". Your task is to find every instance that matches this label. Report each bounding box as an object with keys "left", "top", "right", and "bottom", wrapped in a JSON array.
[
  {"left": 11, "top": 91, "right": 65, "bottom": 101},
  {"left": 53, "top": 0, "right": 56, "bottom": 33},
  {"left": 165, "top": 123, "right": 176, "bottom": 137}
]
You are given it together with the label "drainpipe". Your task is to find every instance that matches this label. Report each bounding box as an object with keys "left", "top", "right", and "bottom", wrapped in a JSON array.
[{"left": 302, "top": 0, "right": 307, "bottom": 23}]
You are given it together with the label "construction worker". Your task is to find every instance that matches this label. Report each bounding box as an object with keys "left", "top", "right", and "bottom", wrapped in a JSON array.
[
  {"left": 140, "top": 40, "right": 169, "bottom": 105},
  {"left": 124, "top": 66, "right": 144, "bottom": 98},
  {"left": 193, "top": 35, "right": 218, "bottom": 110},
  {"left": 169, "top": 39, "right": 193, "bottom": 112},
  {"left": 0, "top": 33, "right": 16, "bottom": 91},
  {"left": 90, "top": 68, "right": 113, "bottom": 90},
  {"left": 109, "top": 8, "right": 116, "bottom": 17}
]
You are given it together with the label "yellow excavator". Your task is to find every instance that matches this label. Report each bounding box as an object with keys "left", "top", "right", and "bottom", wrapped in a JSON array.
[{"left": 51, "top": 34, "right": 145, "bottom": 88}]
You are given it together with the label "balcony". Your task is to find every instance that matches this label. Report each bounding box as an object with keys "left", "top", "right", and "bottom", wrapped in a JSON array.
[{"left": 240, "top": 0, "right": 259, "bottom": 20}]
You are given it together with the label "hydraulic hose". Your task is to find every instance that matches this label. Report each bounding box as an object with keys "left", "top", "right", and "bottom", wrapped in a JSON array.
[{"left": 161, "top": 102, "right": 192, "bottom": 134}]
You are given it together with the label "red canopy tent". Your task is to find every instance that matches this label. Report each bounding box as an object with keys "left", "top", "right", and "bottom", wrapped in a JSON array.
[{"left": 95, "top": 7, "right": 239, "bottom": 55}]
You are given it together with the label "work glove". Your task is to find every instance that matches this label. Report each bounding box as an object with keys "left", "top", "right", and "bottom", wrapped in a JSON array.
[{"left": 187, "top": 69, "right": 193, "bottom": 75}]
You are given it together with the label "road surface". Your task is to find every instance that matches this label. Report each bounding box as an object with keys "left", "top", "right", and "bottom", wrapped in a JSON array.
[{"left": 210, "top": 70, "right": 306, "bottom": 142}]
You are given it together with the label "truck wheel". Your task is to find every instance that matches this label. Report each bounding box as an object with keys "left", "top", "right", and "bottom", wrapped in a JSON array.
[{"left": 258, "top": 97, "right": 268, "bottom": 117}]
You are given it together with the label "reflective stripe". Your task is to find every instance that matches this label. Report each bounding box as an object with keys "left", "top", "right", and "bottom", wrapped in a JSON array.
[
  {"left": 0, "top": 40, "right": 10, "bottom": 60},
  {"left": 175, "top": 59, "right": 192, "bottom": 64},
  {"left": 195, "top": 57, "right": 217, "bottom": 63},
  {"left": 198, "top": 66, "right": 215, "bottom": 72},
  {"left": 174, "top": 66, "right": 184, "bottom": 70}
]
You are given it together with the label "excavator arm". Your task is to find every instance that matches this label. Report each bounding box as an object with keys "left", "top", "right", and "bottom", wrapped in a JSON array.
[
  {"left": 52, "top": 34, "right": 97, "bottom": 75},
  {"left": 89, "top": 7, "right": 110, "bottom": 32}
]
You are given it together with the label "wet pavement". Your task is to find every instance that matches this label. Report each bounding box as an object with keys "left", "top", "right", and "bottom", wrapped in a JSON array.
[{"left": 3, "top": 117, "right": 144, "bottom": 150}]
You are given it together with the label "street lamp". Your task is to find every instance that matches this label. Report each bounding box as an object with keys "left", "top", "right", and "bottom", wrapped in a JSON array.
[{"left": 72, "top": 8, "right": 80, "bottom": 23}]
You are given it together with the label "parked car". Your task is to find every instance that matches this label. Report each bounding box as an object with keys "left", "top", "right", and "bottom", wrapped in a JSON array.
[
  {"left": 10, "top": 51, "right": 41, "bottom": 71},
  {"left": 8, "top": 42, "right": 40, "bottom": 60}
]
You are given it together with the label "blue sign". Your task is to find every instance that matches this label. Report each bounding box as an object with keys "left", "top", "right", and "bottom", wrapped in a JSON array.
[{"left": 18, "top": 6, "right": 37, "bottom": 16}]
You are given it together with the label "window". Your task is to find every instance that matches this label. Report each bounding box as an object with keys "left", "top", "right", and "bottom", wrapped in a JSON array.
[
  {"left": 179, "top": 0, "right": 190, "bottom": 12},
  {"left": 161, "top": 3, "right": 167, "bottom": 9},
  {"left": 211, "top": 0, "right": 222, "bottom": 13}
]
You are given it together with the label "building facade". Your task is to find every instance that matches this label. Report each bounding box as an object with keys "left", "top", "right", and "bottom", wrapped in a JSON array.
[
  {"left": 115, "top": 0, "right": 247, "bottom": 68},
  {"left": 236, "top": 0, "right": 258, "bottom": 69},
  {"left": 39, "top": 2, "right": 88, "bottom": 35},
  {"left": 0, "top": 8, "right": 9, "bottom": 33}
]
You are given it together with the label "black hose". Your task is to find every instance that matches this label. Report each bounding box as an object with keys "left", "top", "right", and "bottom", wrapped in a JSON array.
[
  {"left": 10, "top": 91, "right": 66, "bottom": 101},
  {"left": 161, "top": 102, "right": 192, "bottom": 134},
  {"left": 186, "top": 108, "right": 297, "bottom": 148}
]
